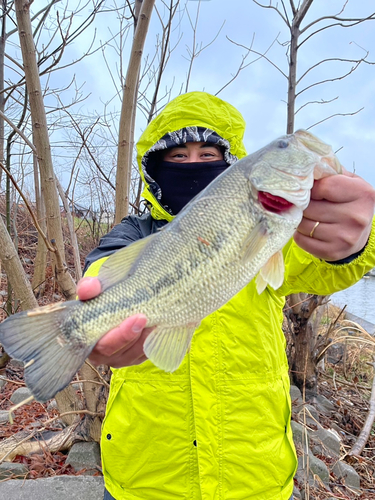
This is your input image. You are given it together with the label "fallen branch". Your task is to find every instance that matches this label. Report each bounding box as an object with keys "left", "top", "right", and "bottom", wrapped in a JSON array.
[
  {"left": 348, "top": 360, "right": 375, "bottom": 457},
  {"left": 0, "top": 424, "right": 77, "bottom": 463}
]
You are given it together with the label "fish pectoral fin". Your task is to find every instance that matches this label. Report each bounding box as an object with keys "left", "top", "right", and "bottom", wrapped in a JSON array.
[
  {"left": 143, "top": 323, "right": 198, "bottom": 372},
  {"left": 98, "top": 233, "right": 157, "bottom": 291},
  {"left": 240, "top": 221, "right": 269, "bottom": 264},
  {"left": 256, "top": 250, "right": 285, "bottom": 294},
  {"left": 0, "top": 301, "right": 93, "bottom": 402}
]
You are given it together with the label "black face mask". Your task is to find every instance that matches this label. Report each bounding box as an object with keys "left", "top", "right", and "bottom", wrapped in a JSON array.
[{"left": 151, "top": 160, "right": 229, "bottom": 215}]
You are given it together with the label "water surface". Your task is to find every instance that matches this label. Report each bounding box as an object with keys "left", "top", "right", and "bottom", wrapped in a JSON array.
[{"left": 331, "top": 277, "right": 375, "bottom": 324}]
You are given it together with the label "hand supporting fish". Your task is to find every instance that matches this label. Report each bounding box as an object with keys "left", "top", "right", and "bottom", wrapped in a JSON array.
[{"left": 0, "top": 130, "right": 343, "bottom": 402}]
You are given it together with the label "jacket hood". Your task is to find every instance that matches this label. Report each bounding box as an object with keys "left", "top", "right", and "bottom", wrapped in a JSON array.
[{"left": 136, "top": 91, "right": 247, "bottom": 221}]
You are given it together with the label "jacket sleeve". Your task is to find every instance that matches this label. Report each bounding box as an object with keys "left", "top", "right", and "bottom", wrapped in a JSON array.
[
  {"left": 278, "top": 217, "right": 375, "bottom": 296},
  {"left": 83, "top": 217, "right": 144, "bottom": 275}
]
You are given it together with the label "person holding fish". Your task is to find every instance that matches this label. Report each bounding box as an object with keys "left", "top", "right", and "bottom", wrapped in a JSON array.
[
  {"left": 76, "top": 92, "right": 375, "bottom": 500},
  {"left": 1, "top": 92, "right": 374, "bottom": 500}
]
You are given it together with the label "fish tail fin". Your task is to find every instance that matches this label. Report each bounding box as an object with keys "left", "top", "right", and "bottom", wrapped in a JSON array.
[{"left": 0, "top": 301, "right": 93, "bottom": 402}]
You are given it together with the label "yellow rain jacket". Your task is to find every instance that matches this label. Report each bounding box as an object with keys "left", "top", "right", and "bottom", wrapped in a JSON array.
[{"left": 84, "top": 92, "right": 375, "bottom": 500}]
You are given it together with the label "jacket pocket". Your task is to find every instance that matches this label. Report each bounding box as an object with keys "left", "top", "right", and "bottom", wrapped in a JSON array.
[{"left": 101, "top": 376, "right": 193, "bottom": 500}]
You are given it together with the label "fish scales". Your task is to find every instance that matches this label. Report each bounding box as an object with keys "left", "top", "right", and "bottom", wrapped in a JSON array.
[{"left": 0, "top": 130, "right": 342, "bottom": 401}]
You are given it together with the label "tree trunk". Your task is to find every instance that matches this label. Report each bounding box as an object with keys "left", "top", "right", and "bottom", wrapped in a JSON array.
[
  {"left": 79, "top": 362, "right": 110, "bottom": 441},
  {"left": 115, "top": 0, "right": 155, "bottom": 223},
  {"left": 286, "top": 23, "right": 299, "bottom": 134},
  {"left": 31, "top": 148, "right": 47, "bottom": 297},
  {"left": 0, "top": 0, "right": 5, "bottom": 187},
  {"left": 0, "top": 215, "right": 37, "bottom": 311},
  {"left": 286, "top": 294, "right": 326, "bottom": 392},
  {"left": 15, "top": 0, "right": 76, "bottom": 299},
  {"left": 55, "top": 176, "right": 82, "bottom": 282}
]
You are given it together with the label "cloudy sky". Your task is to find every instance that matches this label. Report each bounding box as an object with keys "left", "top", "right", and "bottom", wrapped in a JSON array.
[
  {"left": 82, "top": 0, "right": 375, "bottom": 184},
  {"left": 13, "top": 0, "right": 375, "bottom": 190}
]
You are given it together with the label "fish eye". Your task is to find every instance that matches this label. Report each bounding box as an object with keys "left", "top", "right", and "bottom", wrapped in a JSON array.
[{"left": 277, "top": 140, "right": 289, "bottom": 149}]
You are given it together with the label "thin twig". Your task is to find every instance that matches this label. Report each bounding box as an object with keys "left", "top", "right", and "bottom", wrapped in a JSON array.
[
  {"left": 84, "top": 360, "right": 110, "bottom": 388},
  {"left": 0, "top": 162, "right": 55, "bottom": 252}
]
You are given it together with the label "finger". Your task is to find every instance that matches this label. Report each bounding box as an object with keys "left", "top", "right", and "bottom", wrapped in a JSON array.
[
  {"left": 90, "top": 327, "right": 152, "bottom": 368},
  {"left": 293, "top": 230, "right": 334, "bottom": 260},
  {"left": 296, "top": 218, "right": 328, "bottom": 240},
  {"left": 77, "top": 277, "right": 102, "bottom": 301},
  {"left": 110, "top": 347, "right": 150, "bottom": 369},
  {"left": 310, "top": 175, "right": 369, "bottom": 203},
  {"left": 93, "top": 314, "right": 148, "bottom": 358}
]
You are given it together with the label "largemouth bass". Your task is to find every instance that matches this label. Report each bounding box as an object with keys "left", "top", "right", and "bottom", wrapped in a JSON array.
[{"left": 0, "top": 130, "right": 342, "bottom": 402}]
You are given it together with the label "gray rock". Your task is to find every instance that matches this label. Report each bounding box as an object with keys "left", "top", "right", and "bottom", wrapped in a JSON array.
[
  {"left": 290, "top": 386, "right": 304, "bottom": 408},
  {"left": 10, "top": 387, "right": 32, "bottom": 405},
  {"left": 297, "top": 452, "right": 329, "bottom": 485},
  {"left": 66, "top": 442, "right": 101, "bottom": 474},
  {"left": 0, "top": 410, "right": 10, "bottom": 424},
  {"left": 296, "top": 403, "right": 320, "bottom": 427},
  {"left": 290, "top": 385, "right": 302, "bottom": 401},
  {"left": 0, "top": 376, "right": 7, "bottom": 388},
  {"left": 0, "top": 462, "right": 28, "bottom": 480},
  {"left": 332, "top": 461, "right": 360, "bottom": 490},
  {"left": 0, "top": 476, "right": 104, "bottom": 499},
  {"left": 311, "top": 427, "right": 341, "bottom": 457},
  {"left": 326, "top": 343, "right": 344, "bottom": 364},
  {"left": 308, "top": 453, "right": 330, "bottom": 484},
  {"left": 314, "top": 394, "right": 336, "bottom": 415},
  {"left": 291, "top": 420, "right": 309, "bottom": 452},
  {"left": 47, "top": 399, "right": 58, "bottom": 411},
  {"left": 331, "top": 422, "right": 349, "bottom": 439},
  {"left": 9, "top": 359, "right": 24, "bottom": 369},
  {"left": 293, "top": 485, "right": 302, "bottom": 499}
]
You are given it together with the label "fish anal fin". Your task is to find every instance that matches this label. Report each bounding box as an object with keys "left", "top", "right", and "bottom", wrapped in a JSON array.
[
  {"left": 98, "top": 233, "right": 157, "bottom": 291},
  {"left": 256, "top": 250, "right": 285, "bottom": 293},
  {"left": 240, "top": 221, "right": 269, "bottom": 265},
  {"left": 143, "top": 323, "right": 198, "bottom": 372}
]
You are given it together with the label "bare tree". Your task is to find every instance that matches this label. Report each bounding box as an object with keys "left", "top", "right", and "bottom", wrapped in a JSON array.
[
  {"left": 115, "top": 0, "right": 156, "bottom": 223},
  {"left": 250, "top": 0, "right": 375, "bottom": 391}
]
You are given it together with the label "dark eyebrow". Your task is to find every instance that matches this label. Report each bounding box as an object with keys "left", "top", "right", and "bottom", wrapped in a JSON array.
[
  {"left": 200, "top": 143, "right": 220, "bottom": 150},
  {"left": 166, "top": 143, "right": 220, "bottom": 151}
]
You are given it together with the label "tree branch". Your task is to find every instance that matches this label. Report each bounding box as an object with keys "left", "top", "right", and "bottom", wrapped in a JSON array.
[
  {"left": 348, "top": 360, "right": 375, "bottom": 457},
  {"left": 252, "top": 0, "right": 290, "bottom": 28},
  {"left": 0, "top": 162, "right": 55, "bottom": 252}
]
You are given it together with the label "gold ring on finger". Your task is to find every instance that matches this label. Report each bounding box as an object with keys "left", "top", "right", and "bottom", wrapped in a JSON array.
[{"left": 309, "top": 221, "right": 320, "bottom": 238}]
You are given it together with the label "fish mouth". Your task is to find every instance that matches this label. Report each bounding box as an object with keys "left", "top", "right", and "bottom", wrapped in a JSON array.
[{"left": 258, "top": 191, "right": 294, "bottom": 214}]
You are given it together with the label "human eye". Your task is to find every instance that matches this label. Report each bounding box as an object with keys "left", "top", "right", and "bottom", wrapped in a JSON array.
[
  {"left": 164, "top": 149, "right": 186, "bottom": 161},
  {"left": 201, "top": 149, "right": 220, "bottom": 159}
]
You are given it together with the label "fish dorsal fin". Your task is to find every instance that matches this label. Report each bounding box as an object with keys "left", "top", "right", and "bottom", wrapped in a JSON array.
[
  {"left": 98, "top": 233, "right": 156, "bottom": 291},
  {"left": 143, "top": 323, "right": 198, "bottom": 372},
  {"left": 255, "top": 250, "right": 284, "bottom": 294},
  {"left": 240, "top": 221, "right": 269, "bottom": 265}
]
